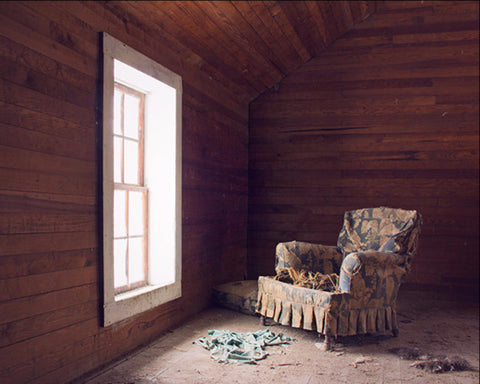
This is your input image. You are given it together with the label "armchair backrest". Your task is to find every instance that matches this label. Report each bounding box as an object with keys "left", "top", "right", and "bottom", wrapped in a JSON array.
[{"left": 337, "top": 207, "right": 422, "bottom": 258}]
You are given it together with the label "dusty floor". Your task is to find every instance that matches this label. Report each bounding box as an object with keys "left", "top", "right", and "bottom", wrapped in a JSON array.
[{"left": 82, "top": 291, "right": 479, "bottom": 384}]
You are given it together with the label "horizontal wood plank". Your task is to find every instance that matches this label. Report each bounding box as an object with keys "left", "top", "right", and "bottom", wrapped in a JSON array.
[
  {"left": 0, "top": 284, "right": 98, "bottom": 326},
  {"left": 0, "top": 266, "right": 97, "bottom": 302},
  {"left": 0, "top": 232, "right": 98, "bottom": 258},
  {"left": 0, "top": 248, "right": 97, "bottom": 280},
  {"left": 0, "top": 300, "right": 98, "bottom": 348}
]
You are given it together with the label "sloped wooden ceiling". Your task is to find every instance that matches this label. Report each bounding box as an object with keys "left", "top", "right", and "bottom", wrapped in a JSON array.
[{"left": 101, "top": 1, "right": 375, "bottom": 103}]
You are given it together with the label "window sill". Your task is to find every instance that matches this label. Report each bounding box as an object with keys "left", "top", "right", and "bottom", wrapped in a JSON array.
[
  {"left": 104, "top": 280, "right": 181, "bottom": 326},
  {"left": 115, "top": 282, "right": 174, "bottom": 302}
]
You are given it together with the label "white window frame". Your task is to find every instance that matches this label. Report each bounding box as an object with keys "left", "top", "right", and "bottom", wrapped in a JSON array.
[{"left": 102, "top": 33, "right": 182, "bottom": 326}]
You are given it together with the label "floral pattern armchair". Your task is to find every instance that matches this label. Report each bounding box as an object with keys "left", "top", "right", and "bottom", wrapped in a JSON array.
[{"left": 256, "top": 207, "right": 422, "bottom": 350}]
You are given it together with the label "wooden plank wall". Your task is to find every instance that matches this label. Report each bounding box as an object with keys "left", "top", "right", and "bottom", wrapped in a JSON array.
[
  {"left": 248, "top": 1, "right": 479, "bottom": 298},
  {"left": 0, "top": 2, "right": 248, "bottom": 383}
]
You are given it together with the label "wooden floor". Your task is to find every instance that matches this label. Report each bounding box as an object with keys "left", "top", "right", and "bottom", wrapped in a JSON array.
[{"left": 79, "top": 291, "right": 479, "bottom": 384}]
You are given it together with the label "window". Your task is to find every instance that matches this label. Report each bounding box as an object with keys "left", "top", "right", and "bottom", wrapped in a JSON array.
[
  {"left": 113, "top": 84, "right": 147, "bottom": 295},
  {"left": 102, "top": 33, "right": 182, "bottom": 326}
]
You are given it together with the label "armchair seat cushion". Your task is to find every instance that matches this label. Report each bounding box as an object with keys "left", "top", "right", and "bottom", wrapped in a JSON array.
[{"left": 257, "top": 276, "right": 398, "bottom": 337}]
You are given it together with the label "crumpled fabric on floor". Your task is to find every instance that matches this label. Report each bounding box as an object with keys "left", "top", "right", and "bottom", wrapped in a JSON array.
[{"left": 194, "top": 329, "right": 294, "bottom": 364}]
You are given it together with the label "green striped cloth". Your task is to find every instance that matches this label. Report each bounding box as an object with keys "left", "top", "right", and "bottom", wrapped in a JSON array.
[{"left": 195, "top": 329, "right": 295, "bottom": 364}]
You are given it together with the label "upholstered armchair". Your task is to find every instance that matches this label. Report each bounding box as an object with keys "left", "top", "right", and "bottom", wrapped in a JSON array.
[{"left": 256, "top": 207, "right": 422, "bottom": 350}]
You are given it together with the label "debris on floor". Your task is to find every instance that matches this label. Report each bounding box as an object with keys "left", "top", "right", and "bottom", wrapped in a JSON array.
[
  {"left": 351, "top": 356, "right": 374, "bottom": 368},
  {"left": 271, "top": 362, "right": 302, "bottom": 368},
  {"left": 194, "top": 329, "right": 295, "bottom": 364},
  {"left": 389, "top": 347, "right": 476, "bottom": 374},
  {"left": 410, "top": 357, "right": 475, "bottom": 374}
]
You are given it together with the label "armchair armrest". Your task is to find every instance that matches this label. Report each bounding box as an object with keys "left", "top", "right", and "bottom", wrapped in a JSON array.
[
  {"left": 339, "top": 250, "right": 409, "bottom": 303},
  {"left": 275, "top": 240, "right": 343, "bottom": 275}
]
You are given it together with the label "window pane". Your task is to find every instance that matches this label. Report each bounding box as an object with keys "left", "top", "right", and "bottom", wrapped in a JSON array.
[
  {"left": 124, "top": 139, "right": 139, "bottom": 184},
  {"left": 114, "top": 89, "right": 122, "bottom": 135},
  {"left": 128, "top": 191, "right": 144, "bottom": 236},
  {"left": 114, "top": 189, "right": 127, "bottom": 237},
  {"left": 114, "top": 238, "right": 128, "bottom": 288},
  {"left": 113, "top": 137, "right": 123, "bottom": 183},
  {"left": 124, "top": 93, "right": 139, "bottom": 139},
  {"left": 129, "top": 237, "right": 145, "bottom": 283}
]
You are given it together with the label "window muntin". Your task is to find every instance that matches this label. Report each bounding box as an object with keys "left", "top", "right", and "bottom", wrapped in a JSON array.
[
  {"left": 113, "top": 84, "right": 144, "bottom": 185},
  {"left": 113, "top": 187, "right": 147, "bottom": 294},
  {"left": 112, "top": 84, "right": 148, "bottom": 295}
]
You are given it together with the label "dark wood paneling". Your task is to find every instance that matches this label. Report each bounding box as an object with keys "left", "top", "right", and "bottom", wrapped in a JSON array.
[
  {"left": 248, "top": 1, "right": 479, "bottom": 298},
  {"left": 87, "top": 0, "right": 372, "bottom": 102},
  {"left": 0, "top": 0, "right": 376, "bottom": 106},
  {"left": 0, "top": 1, "right": 248, "bottom": 383}
]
